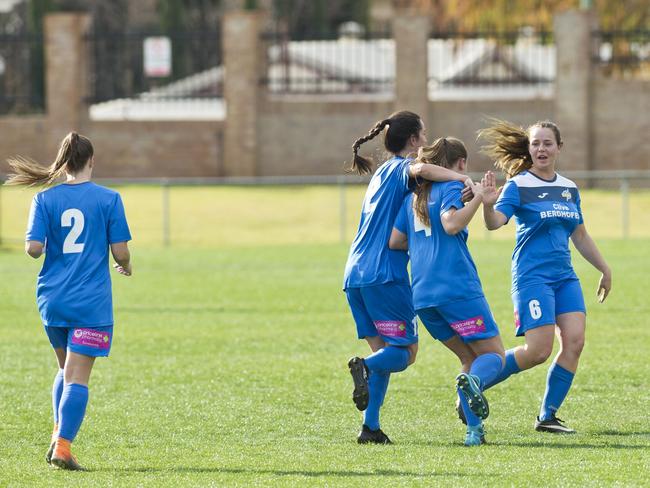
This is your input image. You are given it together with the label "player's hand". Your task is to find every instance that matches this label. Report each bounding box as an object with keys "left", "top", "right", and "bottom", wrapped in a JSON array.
[
  {"left": 113, "top": 263, "right": 132, "bottom": 276},
  {"left": 461, "top": 178, "right": 475, "bottom": 203},
  {"left": 481, "top": 171, "right": 502, "bottom": 206},
  {"left": 597, "top": 269, "right": 611, "bottom": 303}
]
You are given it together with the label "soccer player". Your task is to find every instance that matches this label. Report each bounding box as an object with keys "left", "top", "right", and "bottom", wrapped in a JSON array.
[
  {"left": 478, "top": 119, "right": 611, "bottom": 433},
  {"left": 6, "top": 132, "right": 132, "bottom": 470},
  {"left": 344, "top": 111, "right": 470, "bottom": 444},
  {"left": 388, "top": 137, "right": 506, "bottom": 446}
]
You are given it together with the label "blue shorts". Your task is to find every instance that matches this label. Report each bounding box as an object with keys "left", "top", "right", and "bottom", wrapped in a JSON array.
[
  {"left": 44, "top": 325, "right": 113, "bottom": 357},
  {"left": 512, "top": 279, "right": 586, "bottom": 336},
  {"left": 417, "top": 296, "right": 500, "bottom": 343},
  {"left": 345, "top": 282, "right": 418, "bottom": 346}
]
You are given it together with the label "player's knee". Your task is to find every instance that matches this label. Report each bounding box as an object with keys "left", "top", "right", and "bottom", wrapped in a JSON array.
[
  {"left": 564, "top": 335, "right": 585, "bottom": 357},
  {"left": 407, "top": 343, "right": 419, "bottom": 365},
  {"left": 527, "top": 344, "right": 553, "bottom": 366}
]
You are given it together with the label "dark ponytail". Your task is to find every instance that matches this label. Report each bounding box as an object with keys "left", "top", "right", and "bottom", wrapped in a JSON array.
[{"left": 348, "top": 110, "right": 423, "bottom": 175}]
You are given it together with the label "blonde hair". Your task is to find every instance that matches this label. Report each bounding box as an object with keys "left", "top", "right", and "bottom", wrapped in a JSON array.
[
  {"left": 478, "top": 118, "right": 562, "bottom": 178},
  {"left": 5, "top": 132, "right": 94, "bottom": 187},
  {"left": 413, "top": 137, "right": 467, "bottom": 228}
]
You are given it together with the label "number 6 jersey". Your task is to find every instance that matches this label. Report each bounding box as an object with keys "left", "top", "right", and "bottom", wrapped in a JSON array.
[
  {"left": 494, "top": 171, "right": 583, "bottom": 292},
  {"left": 26, "top": 182, "right": 132, "bottom": 327}
]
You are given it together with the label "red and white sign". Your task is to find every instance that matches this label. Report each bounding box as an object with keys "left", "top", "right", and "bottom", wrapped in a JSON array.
[{"left": 143, "top": 36, "right": 172, "bottom": 77}]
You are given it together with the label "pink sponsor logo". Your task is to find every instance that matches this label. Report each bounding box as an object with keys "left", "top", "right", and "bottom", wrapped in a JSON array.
[
  {"left": 450, "top": 316, "right": 487, "bottom": 337},
  {"left": 71, "top": 328, "right": 111, "bottom": 350},
  {"left": 374, "top": 320, "right": 407, "bottom": 338},
  {"left": 514, "top": 309, "right": 521, "bottom": 330}
]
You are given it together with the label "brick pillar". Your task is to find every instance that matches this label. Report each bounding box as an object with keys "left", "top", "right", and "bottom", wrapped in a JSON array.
[
  {"left": 554, "top": 10, "right": 596, "bottom": 172},
  {"left": 393, "top": 12, "right": 429, "bottom": 120},
  {"left": 223, "top": 11, "right": 263, "bottom": 176},
  {"left": 44, "top": 13, "right": 91, "bottom": 155}
]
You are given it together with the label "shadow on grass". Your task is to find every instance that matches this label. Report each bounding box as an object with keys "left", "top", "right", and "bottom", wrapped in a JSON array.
[
  {"left": 591, "top": 430, "right": 650, "bottom": 437},
  {"left": 92, "top": 467, "right": 495, "bottom": 478}
]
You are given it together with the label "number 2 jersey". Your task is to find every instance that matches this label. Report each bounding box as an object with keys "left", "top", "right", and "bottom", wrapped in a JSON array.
[
  {"left": 494, "top": 171, "right": 583, "bottom": 292},
  {"left": 343, "top": 156, "right": 412, "bottom": 290},
  {"left": 26, "top": 182, "right": 132, "bottom": 327}
]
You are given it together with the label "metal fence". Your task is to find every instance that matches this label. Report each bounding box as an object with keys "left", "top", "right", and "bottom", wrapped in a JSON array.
[
  {"left": 428, "top": 30, "right": 555, "bottom": 99},
  {"left": 593, "top": 30, "right": 650, "bottom": 79},
  {"left": 2, "top": 171, "right": 649, "bottom": 248},
  {"left": 85, "top": 29, "right": 222, "bottom": 104},
  {"left": 260, "top": 29, "right": 394, "bottom": 95},
  {"left": 0, "top": 32, "right": 45, "bottom": 114}
]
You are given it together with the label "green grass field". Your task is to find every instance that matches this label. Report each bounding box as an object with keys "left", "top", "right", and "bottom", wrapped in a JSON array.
[{"left": 1, "top": 186, "right": 649, "bottom": 486}]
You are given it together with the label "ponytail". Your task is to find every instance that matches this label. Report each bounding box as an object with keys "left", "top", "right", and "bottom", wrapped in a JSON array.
[
  {"left": 349, "top": 119, "right": 390, "bottom": 175},
  {"left": 477, "top": 119, "right": 532, "bottom": 178},
  {"left": 412, "top": 137, "right": 467, "bottom": 227},
  {"left": 348, "top": 110, "right": 423, "bottom": 175},
  {"left": 5, "top": 132, "right": 94, "bottom": 187}
]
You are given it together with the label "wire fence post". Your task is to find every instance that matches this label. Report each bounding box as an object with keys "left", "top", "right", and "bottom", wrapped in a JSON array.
[
  {"left": 162, "top": 179, "right": 171, "bottom": 247},
  {"left": 621, "top": 178, "right": 629, "bottom": 239},
  {"left": 338, "top": 175, "right": 346, "bottom": 244}
]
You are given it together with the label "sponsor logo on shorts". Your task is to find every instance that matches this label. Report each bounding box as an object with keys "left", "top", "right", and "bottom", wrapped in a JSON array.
[
  {"left": 374, "top": 320, "right": 407, "bottom": 338},
  {"left": 71, "top": 328, "right": 111, "bottom": 350},
  {"left": 449, "top": 316, "right": 486, "bottom": 337},
  {"left": 514, "top": 310, "right": 521, "bottom": 330}
]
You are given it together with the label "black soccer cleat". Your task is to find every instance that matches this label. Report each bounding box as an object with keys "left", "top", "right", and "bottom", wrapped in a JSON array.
[
  {"left": 456, "top": 396, "right": 467, "bottom": 425},
  {"left": 348, "top": 357, "right": 369, "bottom": 411},
  {"left": 45, "top": 441, "right": 55, "bottom": 465},
  {"left": 456, "top": 373, "right": 490, "bottom": 420},
  {"left": 534, "top": 415, "right": 576, "bottom": 434},
  {"left": 357, "top": 425, "right": 393, "bottom": 444}
]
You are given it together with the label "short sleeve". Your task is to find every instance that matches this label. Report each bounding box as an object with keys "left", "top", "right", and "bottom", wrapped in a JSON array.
[
  {"left": 108, "top": 194, "right": 132, "bottom": 244},
  {"left": 575, "top": 189, "right": 584, "bottom": 225},
  {"left": 494, "top": 179, "right": 520, "bottom": 222},
  {"left": 440, "top": 181, "right": 464, "bottom": 215},
  {"left": 393, "top": 197, "right": 409, "bottom": 234},
  {"left": 26, "top": 193, "right": 47, "bottom": 242},
  {"left": 399, "top": 159, "right": 413, "bottom": 192}
]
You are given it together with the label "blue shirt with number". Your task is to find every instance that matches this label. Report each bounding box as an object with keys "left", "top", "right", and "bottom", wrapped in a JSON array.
[
  {"left": 394, "top": 181, "right": 484, "bottom": 310},
  {"left": 494, "top": 171, "right": 583, "bottom": 292},
  {"left": 26, "top": 182, "right": 132, "bottom": 327},
  {"left": 343, "top": 156, "right": 413, "bottom": 289}
]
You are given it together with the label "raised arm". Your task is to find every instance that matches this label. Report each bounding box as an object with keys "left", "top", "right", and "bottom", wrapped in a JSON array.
[
  {"left": 25, "top": 240, "right": 44, "bottom": 259},
  {"left": 481, "top": 171, "right": 508, "bottom": 230},
  {"left": 410, "top": 162, "right": 467, "bottom": 183},
  {"left": 441, "top": 181, "right": 484, "bottom": 235},
  {"left": 570, "top": 224, "right": 612, "bottom": 302},
  {"left": 110, "top": 241, "right": 132, "bottom": 276}
]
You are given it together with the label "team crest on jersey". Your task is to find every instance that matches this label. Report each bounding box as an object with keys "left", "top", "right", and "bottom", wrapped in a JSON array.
[{"left": 561, "top": 189, "right": 572, "bottom": 201}]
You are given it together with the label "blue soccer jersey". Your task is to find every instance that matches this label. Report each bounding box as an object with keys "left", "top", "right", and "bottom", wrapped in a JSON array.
[
  {"left": 494, "top": 171, "right": 583, "bottom": 291},
  {"left": 26, "top": 182, "right": 132, "bottom": 327},
  {"left": 343, "top": 156, "right": 412, "bottom": 289},
  {"left": 393, "top": 181, "right": 484, "bottom": 310}
]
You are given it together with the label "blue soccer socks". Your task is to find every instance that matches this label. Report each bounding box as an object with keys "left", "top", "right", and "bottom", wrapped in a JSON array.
[
  {"left": 52, "top": 369, "right": 64, "bottom": 425},
  {"left": 364, "top": 372, "right": 390, "bottom": 431},
  {"left": 58, "top": 384, "right": 89, "bottom": 442},
  {"left": 469, "top": 352, "right": 503, "bottom": 390},
  {"left": 364, "top": 346, "right": 410, "bottom": 375},
  {"left": 539, "top": 363, "right": 575, "bottom": 421},
  {"left": 484, "top": 349, "right": 521, "bottom": 390}
]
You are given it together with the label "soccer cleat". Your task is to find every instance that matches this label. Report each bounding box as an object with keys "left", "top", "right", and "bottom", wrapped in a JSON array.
[
  {"left": 357, "top": 425, "right": 393, "bottom": 444},
  {"left": 348, "top": 357, "right": 369, "bottom": 411},
  {"left": 456, "top": 373, "right": 489, "bottom": 420},
  {"left": 534, "top": 415, "right": 576, "bottom": 434},
  {"left": 45, "top": 441, "right": 55, "bottom": 465},
  {"left": 464, "top": 424, "right": 485, "bottom": 447},
  {"left": 50, "top": 439, "right": 86, "bottom": 471},
  {"left": 455, "top": 396, "right": 467, "bottom": 425}
]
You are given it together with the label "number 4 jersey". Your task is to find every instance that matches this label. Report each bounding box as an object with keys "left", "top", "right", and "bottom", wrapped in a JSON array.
[
  {"left": 26, "top": 182, "right": 132, "bottom": 327},
  {"left": 494, "top": 171, "right": 583, "bottom": 292}
]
